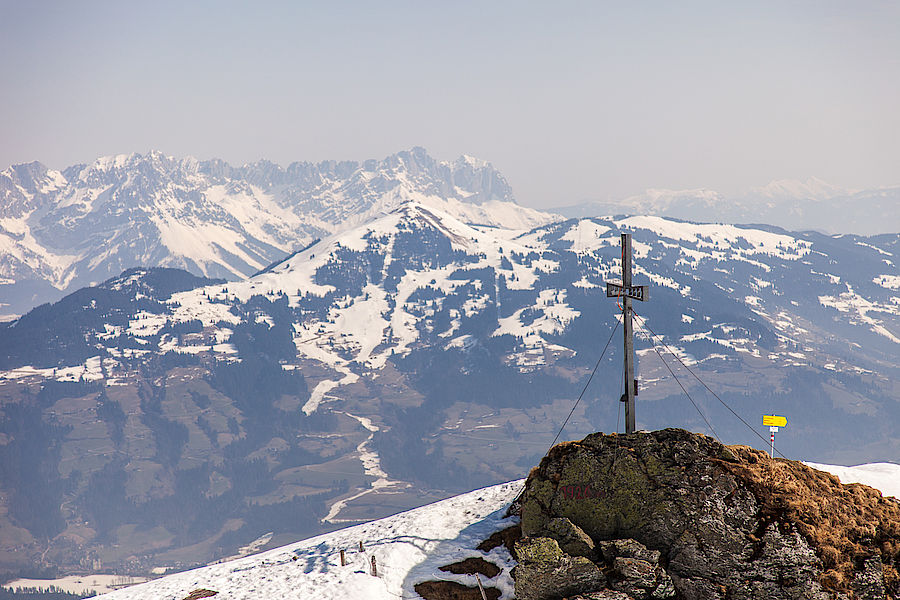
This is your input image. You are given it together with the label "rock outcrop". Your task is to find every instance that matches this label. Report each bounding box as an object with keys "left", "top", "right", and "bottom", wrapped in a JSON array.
[{"left": 515, "top": 428, "right": 900, "bottom": 600}]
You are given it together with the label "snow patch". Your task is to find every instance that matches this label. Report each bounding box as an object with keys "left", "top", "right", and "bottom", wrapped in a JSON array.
[{"left": 874, "top": 275, "right": 900, "bottom": 290}]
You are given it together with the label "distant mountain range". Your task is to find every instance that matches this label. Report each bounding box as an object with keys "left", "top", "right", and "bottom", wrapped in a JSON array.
[
  {"left": 0, "top": 148, "right": 554, "bottom": 319},
  {"left": 558, "top": 177, "right": 900, "bottom": 236},
  {"left": 0, "top": 149, "right": 897, "bottom": 579}
]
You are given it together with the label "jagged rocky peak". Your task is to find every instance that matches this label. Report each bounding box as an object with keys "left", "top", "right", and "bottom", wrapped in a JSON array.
[
  {"left": 0, "top": 160, "right": 66, "bottom": 216},
  {"left": 47, "top": 146, "right": 515, "bottom": 207},
  {"left": 191, "top": 146, "right": 515, "bottom": 204},
  {"left": 2, "top": 160, "right": 52, "bottom": 191},
  {"left": 68, "top": 150, "right": 202, "bottom": 188},
  {"left": 515, "top": 428, "right": 900, "bottom": 600}
]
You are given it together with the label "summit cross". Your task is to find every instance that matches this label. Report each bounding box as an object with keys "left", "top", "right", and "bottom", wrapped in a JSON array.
[{"left": 606, "top": 233, "right": 649, "bottom": 434}]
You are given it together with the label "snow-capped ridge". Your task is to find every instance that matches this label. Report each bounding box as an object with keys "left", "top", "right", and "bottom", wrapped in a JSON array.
[
  {"left": 1, "top": 148, "right": 557, "bottom": 317},
  {"left": 623, "top": 187, "right": 723, "bottom": 209},
  {"left": 1, "top": 202, "right": 897, "bottom": 576},
  {"left": 1, "top": 161, "right": 67, "bottom": 196},
  {"left": 752, "top": 176, "right": 849, "bottom": 200}
]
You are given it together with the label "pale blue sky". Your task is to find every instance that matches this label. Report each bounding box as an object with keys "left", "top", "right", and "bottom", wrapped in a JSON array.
[{"left": 1, "top": 1, "right": 897, "bottom": 207}]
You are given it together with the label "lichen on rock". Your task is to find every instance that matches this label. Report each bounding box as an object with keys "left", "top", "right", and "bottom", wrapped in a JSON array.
[
  {"left": 540, "top": 517, "right": 596, "bottom": 560},
  {"left": 513, "top": 536, "right": 607, "bottom": 600}
]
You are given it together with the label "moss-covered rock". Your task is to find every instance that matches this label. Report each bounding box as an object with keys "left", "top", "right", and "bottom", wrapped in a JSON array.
[
  {"left": 541, "top": 517, "right": 596, "bottom": 559},
  {"left": 610, "top": 557, "right": 675, "bottom": 599},
  {"left": 514, "top": 536, "right": 607, "bottom": 600},
  {"left": 515, "top": 536, "right": 566, "bottom": 564}
]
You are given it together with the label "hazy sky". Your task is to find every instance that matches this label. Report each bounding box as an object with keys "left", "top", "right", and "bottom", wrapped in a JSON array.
[{"left": 1, "top": 1, "right": 898, "bottom": 208}]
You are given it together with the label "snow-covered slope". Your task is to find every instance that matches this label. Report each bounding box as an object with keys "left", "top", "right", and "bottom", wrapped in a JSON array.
[
  {"left": 96, "top": 480, "right": 522, "bottom": 600},
  {"left": 805, "top": 462, "right": 900, "bottom": 499},
  {"left": 121, "top": 206, "right": 897, "bottom": 412},
  {"left": 91, "top": 461, "right": 898, "bottom": 600}
]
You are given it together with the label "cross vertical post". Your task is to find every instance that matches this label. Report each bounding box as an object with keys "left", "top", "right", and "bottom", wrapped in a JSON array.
[
  {"left": 622, "top": 233, "right": 636, "bottom": 434},
  {"left": 605, "top": 233, "right": 648, "bottom": 435}
]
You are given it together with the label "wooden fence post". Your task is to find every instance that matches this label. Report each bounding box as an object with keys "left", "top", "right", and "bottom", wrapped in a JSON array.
[
  {"left": 340, "top": 549, "right": 346, "bottom": 566},
  {"left": 474, "top": 574, "right": 488, "bottom": 600},
  {"left": 370, "top": 555, "right": 378, "bottom": 577}
]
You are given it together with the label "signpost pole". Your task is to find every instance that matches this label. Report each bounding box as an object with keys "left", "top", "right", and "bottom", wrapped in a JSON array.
[
  {"left": 769, "top": 427, "right": 776, "bottom": 458},
  {"left": 622, "top": 233, "right": 636, "bottom": 434},
  {"left": 762, "top": 416, "right": 787, "bottom": 458}
]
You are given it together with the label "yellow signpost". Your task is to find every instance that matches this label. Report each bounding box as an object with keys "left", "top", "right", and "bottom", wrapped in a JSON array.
[
  {"left": 762, "top": 415, "right": 787, "bottom": 427},
  {"left": 762, "top": 415, "right": 787, "bottom": 457}
]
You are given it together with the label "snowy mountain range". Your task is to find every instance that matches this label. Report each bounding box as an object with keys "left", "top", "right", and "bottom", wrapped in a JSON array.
[
  {"left": 0, "top": 148, "right": 898, "bottom": 582},
  {"left": 559, "top": 178, "right": 900, "bottom": 236},
  {"left": 0, "top": 148, "right": 554, "bottom": 319}
]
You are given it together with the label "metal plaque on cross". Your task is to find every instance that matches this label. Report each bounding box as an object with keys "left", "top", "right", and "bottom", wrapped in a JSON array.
[{"left": 606, "top": 282, "right": 648, "bottom": 302}]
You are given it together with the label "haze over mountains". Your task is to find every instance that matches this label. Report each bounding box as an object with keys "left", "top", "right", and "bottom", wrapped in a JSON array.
[
  {"left": 0, "top": 148, "right": 897, "bottom": 582},
  {"left": 560, "top": 177, "right": 900, "bottom": 236}
]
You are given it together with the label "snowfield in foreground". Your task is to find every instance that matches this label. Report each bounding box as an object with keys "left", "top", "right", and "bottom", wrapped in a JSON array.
[
  {"left": 95, "top": 463, "right": 899, "bottom": 600},
  {"left": 97, "top": 480, "right": 522, "bottom": 600}
]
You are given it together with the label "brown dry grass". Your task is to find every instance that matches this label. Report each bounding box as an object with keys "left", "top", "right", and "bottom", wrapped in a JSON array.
[
  {"left": 439, "top": 557, "right": 502, "bottom": 578},
  {"left": 477, "top": 525, "right": 522, "bottom": 559},
  {"left": 723, "top": 445, "right": 900, "bottom": 595},
  {"left": 181, "top": 590, "right": 218, "bottom": 600},
  {"left": 414, "top": 580, "right": 501, "bottom": 600}
]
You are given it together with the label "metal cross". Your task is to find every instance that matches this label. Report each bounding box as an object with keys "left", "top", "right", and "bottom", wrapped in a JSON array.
[{"left": 606, "top": 233, "right": 649, "bottom": 434}]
